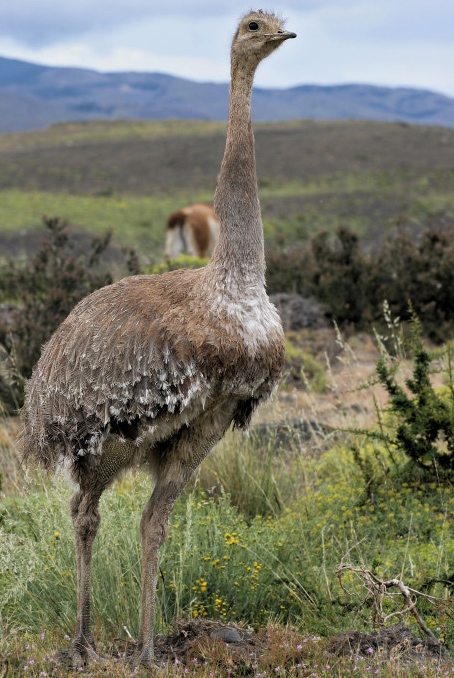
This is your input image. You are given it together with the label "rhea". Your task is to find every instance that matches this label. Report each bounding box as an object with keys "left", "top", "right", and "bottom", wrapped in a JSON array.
[
  {"left": 22, "top": 11, "right": 295, "bottom": 668},
  {"left": 165, "top": 203, "right": 220, "bottom": 259}
]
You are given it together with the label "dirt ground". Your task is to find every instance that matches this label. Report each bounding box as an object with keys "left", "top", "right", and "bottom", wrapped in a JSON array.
[
  {"left": 256, "top": 329, "right": 387, "bottom": 431},
  {"left": 259, "top": 326, "right": 446, "bottom": 436},
  {"left": 54, "top": 618, "right": 448, "bottom": 670}
]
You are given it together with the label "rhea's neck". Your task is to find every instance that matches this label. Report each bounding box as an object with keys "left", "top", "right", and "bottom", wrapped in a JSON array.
[{"left": 209, "top": 54, "right": 265, "bottom": 294}]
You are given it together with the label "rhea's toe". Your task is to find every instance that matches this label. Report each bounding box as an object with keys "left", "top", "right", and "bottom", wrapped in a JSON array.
[
  {"left": 127, "top": 647, "right": 157, "bottom": 669},
  {"left": 69, "top": 641, "right": 104, "bottom": 668}
]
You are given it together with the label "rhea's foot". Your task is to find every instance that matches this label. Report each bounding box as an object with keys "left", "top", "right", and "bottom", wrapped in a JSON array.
[
  {"left": 68, "top": 637, "right": 104, "bottom": 669},
  {"left": 126, "top": 645, "right": 157, "bottom": 670}
]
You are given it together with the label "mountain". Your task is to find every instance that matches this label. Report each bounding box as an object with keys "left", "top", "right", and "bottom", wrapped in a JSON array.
[{"left": 0, "top": 55, "right": 454, "bottom": 133}]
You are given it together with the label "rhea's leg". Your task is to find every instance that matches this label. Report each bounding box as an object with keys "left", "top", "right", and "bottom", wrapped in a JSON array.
[
  {"left": 69, "top": 488, "right": 103, "bottom": 668},
  {"left": 130, "top": 405, "right": 236, "bottom": 668},
  {"left": 130, "top": 474, "right": 189, "bottom": 667}
]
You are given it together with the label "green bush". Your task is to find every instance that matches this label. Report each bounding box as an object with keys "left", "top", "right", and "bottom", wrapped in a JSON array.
[
  {"left": 266, "top": 226, "right": 368, "bottom": 326},
  {"left": 308, "top": 227, "right": 366, "bottom": 326},
  {"left": 375, "top": 317, "right": 454, "bottom": 473},
  {"left": 284, "top": 334, "right": 328, "bottom": 392},
  {"left": 265, "top": 246, "right": 312, "bottom": 296}
]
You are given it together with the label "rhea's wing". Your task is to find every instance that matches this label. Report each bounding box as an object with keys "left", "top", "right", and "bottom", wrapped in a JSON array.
[{"left": 22, "top": 274, "right": 205, "bottom": 469}]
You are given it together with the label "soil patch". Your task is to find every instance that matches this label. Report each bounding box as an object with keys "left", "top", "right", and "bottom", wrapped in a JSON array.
[{"left": 329, "top": 622, "right": 449, "bottom": 664}]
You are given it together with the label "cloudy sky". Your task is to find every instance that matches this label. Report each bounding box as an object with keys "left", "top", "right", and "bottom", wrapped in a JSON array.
[{"left": 0, "top": 0, "right": 452, "bottom": 97}]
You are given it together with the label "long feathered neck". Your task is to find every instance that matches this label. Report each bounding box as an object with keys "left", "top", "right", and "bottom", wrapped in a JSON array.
[{"left": 208, "top": 51, "right": 265, "bottom": 293}]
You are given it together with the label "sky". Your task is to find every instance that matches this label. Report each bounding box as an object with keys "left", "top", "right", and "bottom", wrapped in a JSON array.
[{"left": 0, "top": 0, "right": 453, "bottom": 97}]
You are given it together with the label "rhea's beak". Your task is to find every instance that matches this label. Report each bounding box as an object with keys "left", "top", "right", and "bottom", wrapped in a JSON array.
[{"left": 265, "top": 30, "right": 297, "bottom": 41}]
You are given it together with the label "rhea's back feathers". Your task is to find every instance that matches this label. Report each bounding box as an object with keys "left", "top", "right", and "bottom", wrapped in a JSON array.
[{"left": 22, "top": 267, "right": 284, "bottom": 471}]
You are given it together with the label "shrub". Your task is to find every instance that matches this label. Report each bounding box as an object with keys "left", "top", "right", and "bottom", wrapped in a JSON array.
[
  {"left": 366, "top": 221, "right": 454, "bottom": 341},
  {"left": 266, "top": 227, "right": 369, "bottom": 327},
  {"left": 284, "top": 334, "right": 328, "bottom": 392},
  {"left": 266, "top": 217, "right": 454, "bottom": 342},
  {"left": 265, "top": 246, "right": 312, "bottom": 296},
  {"left": 0, "top": 216, "right": 137, "bottom": 410},
  {"left": 308, "top": 227, "right": 367, "bottom": 326},
  {"left": 351, "top": 314, "right": 454, "bottom": 479},
  {"left": 375, "top": 317, "right": 454, "bottom": 473}
]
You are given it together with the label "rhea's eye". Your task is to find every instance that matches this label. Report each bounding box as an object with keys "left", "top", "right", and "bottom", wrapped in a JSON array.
[{"left": 248, "top": 21, "right": 259, "bottom": 31}]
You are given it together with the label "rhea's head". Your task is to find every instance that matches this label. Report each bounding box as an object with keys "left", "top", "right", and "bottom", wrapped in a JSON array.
[{"left": 231, "top": 10, "right": 296, "bottom": 66}]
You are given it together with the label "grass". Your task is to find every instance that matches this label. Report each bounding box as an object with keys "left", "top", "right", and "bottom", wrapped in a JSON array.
[
  {"left": 0, "top": 120, "right": 228, "bottom": 152},
  {"left": 1, "top": 430, "right": 454, "bottom": 662},
  {"left": 4, "top": 624, "right": 454, "bottom": 678}
]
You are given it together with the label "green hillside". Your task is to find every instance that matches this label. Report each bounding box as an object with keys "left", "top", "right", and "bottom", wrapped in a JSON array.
[{"left": 0, "top": 119, "right": 453, "bottom": 264}]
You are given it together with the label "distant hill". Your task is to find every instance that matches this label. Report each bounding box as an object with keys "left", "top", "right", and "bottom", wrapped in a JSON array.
[{"left": 1, "top": 55, "right": 454, "bottom": 132}]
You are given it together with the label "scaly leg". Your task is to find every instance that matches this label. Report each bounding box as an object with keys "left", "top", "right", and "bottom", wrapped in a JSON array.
[
  {"left": 129, "top": 475, "right": 189, "bottom": 667},
  {"left": 130, "top": 404, "right": 235, "bottom": 667},
  {"left": 69, "top": 488, "right": 104, "bottom": 668}
]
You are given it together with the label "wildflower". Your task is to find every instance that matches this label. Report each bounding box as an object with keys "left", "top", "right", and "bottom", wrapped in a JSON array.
[
  {"left": 368, "top": 647, "right": 374, "bottom": 653},
  {"left": 54, "top": 531, "right": 60, "bottom": 538},
  {"left": 40, "top": 633, "right": 45, "bottom": 640}
]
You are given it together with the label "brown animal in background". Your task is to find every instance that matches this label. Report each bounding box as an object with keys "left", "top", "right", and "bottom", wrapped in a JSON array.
[
  {"left": 165, "top": 203, "right": 219, "bottom": 258},
  {"left": 22, "top": 10, "right": 295, "bottom": 670}
]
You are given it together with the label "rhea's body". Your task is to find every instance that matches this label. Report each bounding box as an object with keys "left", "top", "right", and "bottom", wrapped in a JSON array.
[{"left": 23, "top": 266, "right": 284, "bottom": 484}]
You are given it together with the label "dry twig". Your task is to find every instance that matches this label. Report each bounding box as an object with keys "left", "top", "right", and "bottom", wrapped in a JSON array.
[{"left": 336, "top": 560, "right": 453, "bottom": 645}]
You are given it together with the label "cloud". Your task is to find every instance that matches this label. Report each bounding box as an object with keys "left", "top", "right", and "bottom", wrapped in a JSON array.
[
  {"left": 0, "top": 0, "right": 452, "bottom": 96},
  {"left": 0, "top": 1, "right": 310, "bottom": 46},
  {"left": 1, "top": 0, "right": 452, "bottom": 49}
]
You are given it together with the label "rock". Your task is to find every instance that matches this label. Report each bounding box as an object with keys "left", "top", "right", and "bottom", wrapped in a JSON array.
[
  {"left": 269, "top": 294, "right": 326, "bottom": 332},
  {"left": 210, "top": 628, "right": 242, "bottom": 643}
]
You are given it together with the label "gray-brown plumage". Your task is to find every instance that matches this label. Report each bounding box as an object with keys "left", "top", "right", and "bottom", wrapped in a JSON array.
[{"left": 22, "top": 10, "right": 295, "bottom": 669}]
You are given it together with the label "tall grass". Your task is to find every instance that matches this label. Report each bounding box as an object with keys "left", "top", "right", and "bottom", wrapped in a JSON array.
[{"left": 1, "top": 432, "right": 453, "bottom": 646}]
